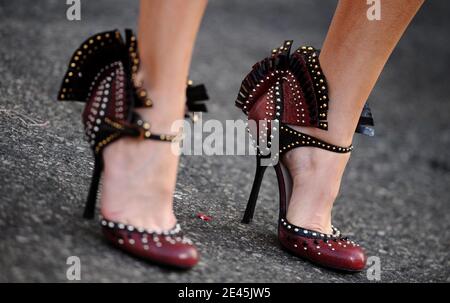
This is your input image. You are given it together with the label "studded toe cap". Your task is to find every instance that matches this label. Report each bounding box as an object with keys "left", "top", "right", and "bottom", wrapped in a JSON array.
[
  {"left": 278, "top": 219, "right": 366, "bottom": 272},
  {"left": 100, "top": 218, "right": 199, "bottom": 269},
  {"left": 161, "top": 240, "right": 199, "bottom": 268},
  {"left": 311, "top": 239, "right": 367, "bottom": 272}
]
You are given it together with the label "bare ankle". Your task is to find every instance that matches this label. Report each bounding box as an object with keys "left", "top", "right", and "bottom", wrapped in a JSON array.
[
  {"left": 282, "top": 145, "right": 350, "bottom": 178},
  {"left": 135, "top": 69, "right": 186, "bottom": 132}
]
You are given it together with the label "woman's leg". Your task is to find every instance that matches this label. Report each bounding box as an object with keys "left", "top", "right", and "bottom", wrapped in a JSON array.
[
  {"left": 284, "top": 0, "right": 424, "bottom": 233},
  {"left": 100, "top": 0, "right": 207, "bottom": 231}
]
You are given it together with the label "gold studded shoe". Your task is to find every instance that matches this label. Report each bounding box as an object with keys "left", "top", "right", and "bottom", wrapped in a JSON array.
[
  {"left": 235, "top": 40, "right": 374, "bottom": 272},
  {"left": 57, "top": 29, "right": 199, "bottom": 269}
]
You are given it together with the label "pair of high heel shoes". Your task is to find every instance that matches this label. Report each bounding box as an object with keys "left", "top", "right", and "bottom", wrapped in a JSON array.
[{"left": 58, "top": 30, "right": 374, "bottom": 271}]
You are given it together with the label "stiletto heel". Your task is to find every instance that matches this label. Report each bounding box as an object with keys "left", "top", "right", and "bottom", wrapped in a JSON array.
[
  {"left": 242, "top": 156, "right": 267, "bottom": 224},
  {"left": 235, "top": 40, "right": 374, "bottom": 272},
  {"left": 58, "top": 29, "right": 203, "bottom": 269},
  {"left": 83, "top": 156, "right": 103, "bottom": 219}
]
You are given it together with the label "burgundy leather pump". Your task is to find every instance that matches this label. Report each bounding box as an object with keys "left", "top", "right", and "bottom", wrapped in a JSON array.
[
  {"left": 57, "top": 29, "right": 208, "bottom": 269},
  {"left": 235, "top": 40, "right": 374, "bottom": 272}
]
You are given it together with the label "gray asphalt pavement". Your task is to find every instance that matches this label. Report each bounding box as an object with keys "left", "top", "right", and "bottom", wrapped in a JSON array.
[{"left": 1, "top": 0, "right": 449, "bottom": 282}]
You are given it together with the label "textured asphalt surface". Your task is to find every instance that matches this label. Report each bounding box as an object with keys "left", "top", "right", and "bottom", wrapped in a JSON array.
[{"left": 1, "top": 0, "right": 449, "bottom": 283}]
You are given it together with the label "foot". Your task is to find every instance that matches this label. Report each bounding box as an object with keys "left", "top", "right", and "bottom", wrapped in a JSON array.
[
  {"left": 100, "top": 136, "right": 178, "bottom": 232},
  {"left": 282, "top": 129, "right": 351, "bottom": 235},
  {"left": 100, "top": 79, "right": 185, "bottom": 232}
]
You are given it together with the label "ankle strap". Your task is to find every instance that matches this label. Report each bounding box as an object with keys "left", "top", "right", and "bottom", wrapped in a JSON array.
[
  {"left": 134, "top": 117, "right": 181, "bottom": 142},
  {"left": 94, "top": 114, "right": 181, "bottom": 154},
  {"left": 279, "top": 125, "right": 353, "bottom": 155}
]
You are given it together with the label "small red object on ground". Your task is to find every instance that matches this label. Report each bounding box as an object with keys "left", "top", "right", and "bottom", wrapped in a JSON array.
[{"left": 197, "top": 213, "right": 212, "bottom": 222}]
